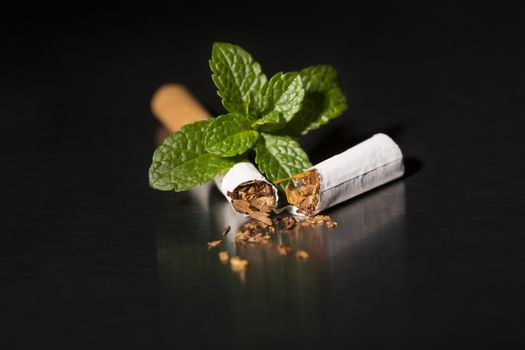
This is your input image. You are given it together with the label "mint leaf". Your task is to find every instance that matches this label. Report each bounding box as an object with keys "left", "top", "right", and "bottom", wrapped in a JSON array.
[
  {"left": 260, "top": 72, "right": 304, "bottom": 127},
  {"left": 209, "top": 43, "right": 267, "bottom": 114},
  {"left": 205, "top": 113, "right": 259, "bottom": 157},
  {"left": 253, "top": 110, "right": 281, "bottom": 127},
  {"left": 281, "top": 65, "right": 347, "bottom": 136},
  {"left": 149, "top": 120, "right": 236, "bottom": 191},
  {"left": 301, "top": 64, "right": 337, "bottom": 91},
  {"left": 255, "top": 133, "right": 312, "bottom": 191}
]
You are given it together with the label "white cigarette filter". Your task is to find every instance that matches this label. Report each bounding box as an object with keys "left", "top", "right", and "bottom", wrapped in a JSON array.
[
  {"left": 285, "top": 133, "right": 404, "bottom": 216},
  {"left": 215, "top": 162, "right": 279, "bottom": 225}
]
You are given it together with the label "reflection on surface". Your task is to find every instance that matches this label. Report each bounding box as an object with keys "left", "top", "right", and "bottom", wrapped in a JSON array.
[{"left": 156, "top": 181, "right": 406, "bottom": 347}]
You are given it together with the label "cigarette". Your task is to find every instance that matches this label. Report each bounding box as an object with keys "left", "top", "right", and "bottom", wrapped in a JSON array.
[
  {"left": 151, "top": 84, "right": 278, "bottom": 222},
  {"left": 284, "top": 133, "right": 404, "bottom": 216},
  {"left": 151, "top": 84, "right": 209, "bottom": 131},
  {"left": 214, "top": 162, "right": 278, "bottom": 225}
]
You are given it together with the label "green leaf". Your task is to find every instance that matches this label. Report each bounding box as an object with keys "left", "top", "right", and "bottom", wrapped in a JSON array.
[
  {"left": 205, "top": 113, "right": 259, "bottom": 157},
  {"left": 301, "top": 64, "right": 337, "bottom": 91},
  {"left": 255, "top": 133, "right": 312, "bottom": 191},
  {"left": 209, "top": 42, "right": 267, "bottom": 114},
  {"left": 253, "top": 111, "right": 281, "bottom": 127},
  {"left": 261, "top": 72, "right": 304, "bottom": 125},
  {"left": 149, "top": 120, "right": 236, "bottom": 191},
  {"left": 280, "top": 65, "right": 348, "bottom": 136}
]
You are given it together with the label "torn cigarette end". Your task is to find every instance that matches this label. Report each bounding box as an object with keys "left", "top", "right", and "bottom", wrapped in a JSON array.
[
  {"left": 286, "top": 134, "right": 404, "bottom": 215},
  {"left": 228, "top": 180, "right": 276, "bottom": 226},
  {"left": 284, "top": 169, "right": 321, "bottom": 216}
]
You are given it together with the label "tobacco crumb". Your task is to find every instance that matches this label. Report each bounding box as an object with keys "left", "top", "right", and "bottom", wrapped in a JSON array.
[
  {"left": 222, "top": 225, "right": 231, "bottom": 236},
  {"left": 277, "top": 243, "right": 293, "bottom": 256},
  {"left": 309, "top": 214, "right": 338, "bottom": 228},
  {"left": 208, "top": 240, "right": 222, "bottom": 249},
  {"left": 248, "top": 233, "right": 264, "bottom": 243},
  {"left": 259, "top": 222, "right": 270, "bottom": 229},
  {"left": 228, "top": 180, "right": 276, "bottom": 226},
  {"left": 230, "top": 256, "right": 249, "bottom": 270},
  {"left": 296, "top": 250, "right": 309, "bottom": 260},
  {"left": 301, "top": 217, "right": 317, "bottom": 226},
  {"left": 292, "top": 214, "right": 338, "bottom": 229},
  {"left": 326, "top": 220, "right": 337, "bottom": 228},
  {"left": 283, "top": 216, "right": 298, "bottom": 230},
  {"left": 313, "top": 215, "right": 330, "bottom": 222},
  {"left": 243, "top": 221, "right": 259, "bottom": 230},
  {"left": 283, "top": 169, "right": 321, "bottom": 216},
  {"left": 235, "top": 219, "right": 276, "bottom": 246},
  {"left": 218, "top": 251, "right": 229, "bottom": 264},
  {"left": 315, "top": 215, "right": 337, "bottom": 228}
]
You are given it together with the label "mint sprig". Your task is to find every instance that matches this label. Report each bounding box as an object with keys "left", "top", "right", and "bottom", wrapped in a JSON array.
[{"left": 149, "top": 43, "right": 348, "bottom": 193}]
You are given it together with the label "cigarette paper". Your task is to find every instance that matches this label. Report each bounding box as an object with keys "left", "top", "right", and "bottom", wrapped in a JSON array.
[
  {"left": 286, "top": 133, "right": 404, "bottom": 215},
  {"left": 214, "top": 162, "right": 275, "bottom": 201},
  {"left": 215, "top": 162, "right": 279, "bottom": 225}
]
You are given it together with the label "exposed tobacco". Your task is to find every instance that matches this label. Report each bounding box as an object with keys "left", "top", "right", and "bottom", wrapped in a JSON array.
[
  {"left": 282, "top": 169, "right": 321, "bottom": 216},
  {"left": 215, "top": 212, "right": 336, "bottom": 282},
  {"left": 228, "top": 180, "right": 276, "bottom": 226},
  {"left": 235, "top": 219, "right": 275, "bottom": 245}
]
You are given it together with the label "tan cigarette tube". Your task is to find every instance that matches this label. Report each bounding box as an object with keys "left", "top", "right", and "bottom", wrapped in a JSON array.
[{"left": 151, "top": 83, "right": 210, "bottom": 132}]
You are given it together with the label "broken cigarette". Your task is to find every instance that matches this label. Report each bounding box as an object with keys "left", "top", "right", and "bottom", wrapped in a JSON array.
[
  {"left": 284, "top": 133, "right": 404, "bottom": 216},
  {"left": 214, "top": 162, "right": 277, "bottom": 226},
  {"left": 151, "top": 84, "right": 278, "bottom": 221}
]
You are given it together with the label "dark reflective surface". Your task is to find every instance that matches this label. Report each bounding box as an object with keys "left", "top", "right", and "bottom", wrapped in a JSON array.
[
  {"left": 157, "top": 183, "right": 406, "bottom": 347},
  {"left": 2, "top": 3, "right": 525, "bottom": 349}
]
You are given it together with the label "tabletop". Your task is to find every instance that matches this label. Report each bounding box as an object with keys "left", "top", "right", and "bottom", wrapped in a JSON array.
[{"left": 1, "top": 3, "right": 524, "bottom": 349}]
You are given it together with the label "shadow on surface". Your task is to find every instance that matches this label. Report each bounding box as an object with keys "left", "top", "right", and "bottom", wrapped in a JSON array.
[
  {"left": 308, "top": 123, "right": 406, "bottom": 163},
  {"left": 404, "top": 157, "right": 423, "bottom": 178}
]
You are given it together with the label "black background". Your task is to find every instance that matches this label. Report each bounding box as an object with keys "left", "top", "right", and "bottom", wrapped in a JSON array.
[{"left": 1, "top": 2, "right": 525, "bottom": 349}]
